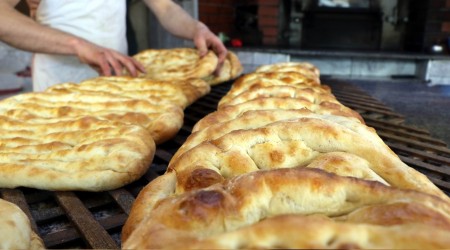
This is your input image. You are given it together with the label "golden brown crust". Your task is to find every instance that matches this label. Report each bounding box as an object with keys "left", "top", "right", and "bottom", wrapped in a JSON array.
[
  {"left": 0, "top": 91, "right": 184, "bottom": 144},
  {"left": 218, "top": 85, "right": 338, "bottom": 108},
  {"left": 0, "top": 115, "right": 155, "bottom": 191},
  {"left": 220, "top": 72, "right": 322, "bottom": 106},
  {"left": 173, "top": 109, "right": 358, "bottom": 163},
  {"left": 123, "top": 168, "right": 450, "bottom": 249},
  {"left": 121, "top": 172, "right": 177, "bottom": 242},
  {"left": 47, "top": 77, "right": 210, "bottom": 109},
  {"left": 163, "top": 215, "right": 450, "bottom": 249},
  {"left": 171, "top": 116, "right": 446, "bottom": 199},
  {"left": 132, "top": 48, "right": 218, "bottom": 81},
  {"left": 123, "top": 61, "right": 450, "bottom": 249},
  {"left": 0, "top": 199, "right": 45, "bottom": 250},
  {"left": 255, "top": 61, "right": 321, "bottom": 79},
  {"left": 205, "top": 51, "right": 243, "bottom": 86},
  {"left": 194, "top": 97, "right": 363, "bottom": 132},
  {"left": 227, "top": 51, "right": 244, "bottom": 79}
]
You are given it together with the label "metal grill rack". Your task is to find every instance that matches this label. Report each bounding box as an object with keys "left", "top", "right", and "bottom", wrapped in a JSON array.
[{"left": 1, "top": 79, "right": 449, "bottom": 249}]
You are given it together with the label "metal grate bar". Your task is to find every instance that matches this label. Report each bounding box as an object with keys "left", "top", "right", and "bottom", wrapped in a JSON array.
[
  {"left": 108, "top": 189, "right": 136, "bottom": 215},
  {"left": 54, "top": 192, "right": 118, "bottom": 249},
  {"left": 382, "top": 133, "right": 450, "bottom": 157}
]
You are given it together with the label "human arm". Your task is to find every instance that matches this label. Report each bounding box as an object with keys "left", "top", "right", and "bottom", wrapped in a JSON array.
[
  {"left": 143, "top": 0, "right": 227, "bottom": 65},
  {"left": 0, "top": 0, "right": 145, "bottom": 77}
]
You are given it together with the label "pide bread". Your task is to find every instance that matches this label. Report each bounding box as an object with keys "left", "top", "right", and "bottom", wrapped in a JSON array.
[
  {"left": 47, "top": 77, "right": 210, "bottom": 109},
  {"left": 0, "top": 91, "right": 184, "bottom": 144},
  {"left": 160, "top": 215, "right": 450, "bottom": 249},
  {"left": 132, "top": 48, "right": 243, "bottom": 85},
  {"left": 172, "top": 109, "right": 361, "bottom": 164},
  {"left": 124, "top": 168, "right": 450, "bottom": 249},
  {"left": 255, "top": 62, "right": 321, "bottom": 79},
  {"left": 204, "top": 51, "right": 243, "bottom": 86},
  {"left": 218, "top": 71, "right": 324, "bottom": 106},
  {"left": 175, "top": 214, "right": 450, "bottom": 249},
  {"left": 168, "top": 114, "right": 446, "bottom": 199},
  {"left": 218, "top": 85, "right": 338, "bottom": 108},
  {"left": 0, "top": 198, "right": 45, "bottom": 250},
  {"left": 0, "top": 115, "right": 155, "bottom": 191},
  {"left": 132, "top": 48, "right": 219, "bottom": 81},
  {"left": 120, "top": 61, "right": 450, "bottom": 248},
  {"left": 194, "top": 97, "right": 364, "bottom": 131}
]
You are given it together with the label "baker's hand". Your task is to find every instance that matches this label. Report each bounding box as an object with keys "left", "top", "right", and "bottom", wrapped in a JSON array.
[
  {"left": 71, "top": 38, "right": 146, "bottom": 77},
  {"left": 193, "top": 22, "right": 227, "bottom": 73}
]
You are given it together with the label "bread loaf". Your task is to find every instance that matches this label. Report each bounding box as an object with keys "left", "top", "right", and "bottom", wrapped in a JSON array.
[
  {"left": 218, "top": 71, "right": 324, "bottom": 106},
  {"left": 0, "top": 90, "right": 183, "bottom": 144},
  {"left": 0, "top": 115, "right": 155, "bottom": 191},
  {"left": 132, "top": 48, "right": 219, "bottom": 81},
  {"left": 0, "top": 198, "right": 44, "bottom": 250},
  {"left": 255, "top": 61, "right": 321, "bottom": 80},
  {"left": 48, "top": 77, "right": 210, "bottom": 109},
  {"left": 194, "top": 97, "right": 363, "bottom": 131},
  {"left": 122, "top": 62, "right": 450, "bottom": 249},
  {"left": 132, "top": 48, "right": 243, "bottom": 86},
  {"left": 203, "top": 51, "right": 243, "bottom": 85},
  {"left": 124, "top": 168, "right": 450, "bottom": 249},
  {"left": 170, "top": 114, "right": 445, "bottom": 198}
]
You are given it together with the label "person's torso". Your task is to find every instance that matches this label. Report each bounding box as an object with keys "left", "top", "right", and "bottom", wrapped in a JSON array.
[
  {"left": 36, "top": 0, "right": 127, "bottom": 52},
  {"left": 32, "top": 0, "right": 128, "bottom": 91}
]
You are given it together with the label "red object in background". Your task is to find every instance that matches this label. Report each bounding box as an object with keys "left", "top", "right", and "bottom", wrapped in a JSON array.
[
  {"left": 231, "top": 39, "right": 243, "bottom": 47},
  {"left": 16, "top": 66, "right": 32, "bottom": 77}
]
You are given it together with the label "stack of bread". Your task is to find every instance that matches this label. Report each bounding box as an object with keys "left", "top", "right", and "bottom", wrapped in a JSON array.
[
  {"left": 0, "top": 48, "right": 228, "bottom": 191},
  {"left": 0, "top": 48, "right": 226, "bottom": 248},
  {"left": 122, "top": 62, "right": 450, "bottom": 249},
  {"left": 131, "top": 48, "right": 243, "bottom": 85}
]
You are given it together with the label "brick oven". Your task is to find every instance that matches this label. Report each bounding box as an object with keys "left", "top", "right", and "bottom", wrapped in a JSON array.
[
  {"left": 299, "top": 0, "right": 382, "bottom": 50},
  {"left": 198, "top": 0, "right": 281, "bottom": 46},
  {"left": 198, "top": 0, "right": 450, "bottom": 53}
]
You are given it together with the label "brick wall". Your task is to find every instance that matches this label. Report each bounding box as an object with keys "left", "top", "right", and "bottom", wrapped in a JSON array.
[
  {"left": 442, "top": 0, "right": 450, "bottom": 33},
  {"left": 198, "top": 0, "right": 235, "bottom": 36},
  {"left": 198, "top": 0, "right": 281, "bottom": 46},
  {"left": 257, "top": 0, "right": 280, "bottom": 45}
]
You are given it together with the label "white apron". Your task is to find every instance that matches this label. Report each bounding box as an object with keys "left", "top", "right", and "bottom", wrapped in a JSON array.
[{"left": 33, "top": 0, "right": 127, "bottom": 91}]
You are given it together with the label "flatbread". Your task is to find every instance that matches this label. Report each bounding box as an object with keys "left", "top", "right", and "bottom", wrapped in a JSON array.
[
  {"left": 0, "top": 115, "right": 155, "bottom": 191},
  {"left": 218, "top": 71, "right": 324, "bottom": 106},
  {"left": 0, "top": 91, "right": 183, "bottom": 144},
  {"left": 170, "top": 114, "right": 445, "bottom": 199},
  {"left": 122, "top": 61, "right": 450, "bottom": 249},
  {"left": 172, "top": 110, "right": 362, "bottom": 164},
  {"left": 204, "top": 51, "right": 243, "bottom": 86},
  {"left": 123, "top": 168, "right": 450, "bottom": 249},
  {"left": 255, "top": 61, "right": 321, "bottom": 79},
  {"left": 48, "top": 77, "right": 210, "bottom": 109},
  {"left": 218, "top": 85, "right": 337, "bottom": 108},
  {"left": 0, "top": 198, "right": 45, "bottom": 250},
  {"left": 194, "top": 97, "right": 363, "bottom": 132},
  {"left": 132, "top": 48, "right": 218, "bottom": 81}
]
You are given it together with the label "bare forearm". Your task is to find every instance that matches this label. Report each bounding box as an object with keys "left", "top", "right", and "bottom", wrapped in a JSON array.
[
  {"left": 0, "top": 1, "right": 80, "bottom": 55},
  {"left": 144, "top": 0, "right": 227, "bottom": 65},
  {"left": 143, "top": 0, "right": 200, "bottom": 39}
]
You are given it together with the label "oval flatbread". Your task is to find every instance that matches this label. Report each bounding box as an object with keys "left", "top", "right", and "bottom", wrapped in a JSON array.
[{"left": 132, "top": 48, "right": 219, "bottom": 81}]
